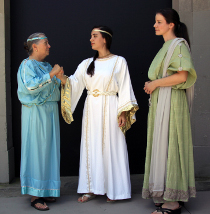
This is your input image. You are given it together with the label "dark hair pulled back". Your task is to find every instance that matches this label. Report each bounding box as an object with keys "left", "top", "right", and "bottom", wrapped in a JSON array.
[
  {"left": 24, "top": 32, "right": 46, "bottom": 56},
  {"left": 87, "top": 26, "right": 113, "bottom": 77},
  {"left": 156, "top": 8, "right": 190, "bottom": 47}
]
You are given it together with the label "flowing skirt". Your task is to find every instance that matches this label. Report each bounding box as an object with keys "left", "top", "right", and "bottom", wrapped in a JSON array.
[
  {"left": 20, "top": 101, "right": 60, "bottom": 197},
  {"left": 77, "top": 95, "right": 131, "bottom": 200},
  {"left": 142, "top": 88, "right": 196, "bottom": 202}
]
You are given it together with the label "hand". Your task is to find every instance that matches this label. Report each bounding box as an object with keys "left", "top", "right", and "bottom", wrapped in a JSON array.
[
  {"left": 50, "top": 64, "right": 61, "bottom": 79},
  {"left": 143, "top": 81, "right": 157, "bottom": 94},
  {"left": 56, "top": 67, "right": 64, "bottom": 79},
  {"left": 52, "top": 64, "right": 62, "bottom": 75},
  {"left": 118, "top": 111, "right": 126, "bottom": 127},
  {"left": 56, "top": 67, "right": 67, "bottom": 84}
]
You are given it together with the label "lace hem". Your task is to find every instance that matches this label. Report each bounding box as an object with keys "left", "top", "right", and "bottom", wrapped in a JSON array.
[
  {"left": 61, "top": 78, "right": 74, "bottom": 124},
  {"left": 142, "top": 186, "right": 196, "bottom": 202},
  {"left": 117, "top": 102, "right": 139, "bottom": 135}
]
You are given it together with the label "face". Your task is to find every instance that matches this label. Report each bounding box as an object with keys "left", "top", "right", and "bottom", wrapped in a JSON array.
[
  {"left": 154, "top": 13, "right": 174, "bottom": 36},
  {"left": 90, "top": 28, "right": 106, "bottom": 51},
  {"left": 33, "top": 37, "right": 51, "bottom": 58}
]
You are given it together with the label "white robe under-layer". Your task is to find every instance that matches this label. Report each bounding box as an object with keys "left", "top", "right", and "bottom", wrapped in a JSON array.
[{"left": 66, "top": 55, "right": 138, "bottom": 200}]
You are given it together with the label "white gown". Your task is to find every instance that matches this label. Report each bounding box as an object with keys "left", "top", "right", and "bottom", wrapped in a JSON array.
[{"left": 61, "top": 55, "right": 138, "bottom": 200}]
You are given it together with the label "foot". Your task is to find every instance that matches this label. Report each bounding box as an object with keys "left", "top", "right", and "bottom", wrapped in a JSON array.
[
  {"left": 107, "top": 197, "right": 116, "bottom": 203},
  {"left": 31, "top": 196, "right": 49, "bottom": 210},
  {"left": 155, "top": 203, "right": 163, "bottom": 207},
  {"left": 151, "top": 202, "right": 180, "bottom": 214},
  {"left": 43, "top": 197, "right": 56, "bottom": 202},
  {"left": 78, "top": 193, "right": 96, "bottom": 203}
]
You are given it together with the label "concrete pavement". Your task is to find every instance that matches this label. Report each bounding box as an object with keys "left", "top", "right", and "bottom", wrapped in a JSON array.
[
  {"left": 0, "top": 175, "right": 210, "bottom": 214},
  {"left": 1, "top": 192, "right": 210, "bottom": 214}
]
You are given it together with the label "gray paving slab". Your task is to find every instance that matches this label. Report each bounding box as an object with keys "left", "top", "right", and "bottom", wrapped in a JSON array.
[
  {"left": 0, "top": 192, "right": 210, "bottom": 214},
  {"left": 1, "top": 175, "right": 210, "bottom": 213}
]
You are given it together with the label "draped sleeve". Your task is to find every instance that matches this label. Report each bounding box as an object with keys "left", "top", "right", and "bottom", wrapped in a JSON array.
[
  {"left": 115, "top": 57, "right": 139, "bottom": 135},
  {"left": 19, "top": 60, "right": 52, "bottom": 94},
  {"left": 61, "top": 59, "right": 89, "bottom": 124},
  {"left": 17, "top": 59, "right": 60, "bottom": 106},
  {"left": 167, "top": 42, "right": 197, "bottom": 89}
]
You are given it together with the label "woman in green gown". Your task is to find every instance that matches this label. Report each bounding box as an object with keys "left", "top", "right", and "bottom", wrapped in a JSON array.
[{"left": 142, "top": 8, "right": 197, "bottom": 214}]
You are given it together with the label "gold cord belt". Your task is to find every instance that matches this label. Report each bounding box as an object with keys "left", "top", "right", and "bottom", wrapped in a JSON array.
[{"left": 87, "top": 89, "right": 117, "bottom": 97}]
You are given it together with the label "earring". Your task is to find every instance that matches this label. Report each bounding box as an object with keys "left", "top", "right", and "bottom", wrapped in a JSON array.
[{"left": 35, "top": 50, "right": 38, "bottom": 52}]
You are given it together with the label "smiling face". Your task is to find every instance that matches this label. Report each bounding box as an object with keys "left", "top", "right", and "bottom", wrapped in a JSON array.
[
  {"left": 32, "top": 37, "right": 51, "bottom": 59},
  {"left": 154, "top": 13, "right": 174, "bottom": 36},
  {"left": 90, "top": 28, "right": 107, "bottom": 51}
]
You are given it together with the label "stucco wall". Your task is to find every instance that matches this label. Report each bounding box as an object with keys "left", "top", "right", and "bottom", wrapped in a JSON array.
[
  {"left": 0, "top": 0, "right": 14, "bottom": 183},
  {"left": 173, "top": 0, "right": 210, "bottom": 177}
]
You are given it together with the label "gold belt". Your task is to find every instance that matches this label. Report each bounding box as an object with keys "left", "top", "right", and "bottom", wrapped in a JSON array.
[{"left": 87, "top": 89, "right": 117, "bottom": 97}]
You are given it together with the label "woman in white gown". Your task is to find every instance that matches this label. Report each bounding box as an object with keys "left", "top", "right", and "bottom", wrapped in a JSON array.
[{"left": 57, "top": 26, "right": 138, "bottom": 202}]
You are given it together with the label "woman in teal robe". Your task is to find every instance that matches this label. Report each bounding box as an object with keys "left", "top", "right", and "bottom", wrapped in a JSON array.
[
  {"left": 17, "top": 33, "right": 62, "bottom": 211},
  {"left": 142, "top": 9, "right": 197, "bottom": 214}
]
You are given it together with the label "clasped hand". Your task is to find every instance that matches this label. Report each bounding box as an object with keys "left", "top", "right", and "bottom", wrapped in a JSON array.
[
  {"left": 50, "top": 64, "right": 63, "bottom": 79},
  {"left": 56, "top": 69, "right": 64, "bottom": 79},
  {"left": 143, "top": 81, "right": 157, "bottom": 94}
]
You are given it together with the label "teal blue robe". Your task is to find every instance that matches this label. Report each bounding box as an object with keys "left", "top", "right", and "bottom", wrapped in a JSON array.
[{"left": 17, "top": 58, "right": 61, "bottom": 197}]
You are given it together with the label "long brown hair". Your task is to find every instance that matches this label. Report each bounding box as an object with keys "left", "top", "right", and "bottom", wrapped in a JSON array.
[
  {"left": 156, "top": 8, "right": 190, "bottom": 47},
  {"left": 87, "top": 26, "right": 113, "bottom": 77}
]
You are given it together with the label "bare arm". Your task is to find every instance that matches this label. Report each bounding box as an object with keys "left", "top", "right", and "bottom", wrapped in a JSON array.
[{"left": 144, "top": 70, "right": 188, "bottom": 94}]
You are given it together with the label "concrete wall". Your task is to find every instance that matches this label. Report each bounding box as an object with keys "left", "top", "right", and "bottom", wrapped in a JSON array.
[
  {"left": 0, "top": 0, "right": 14, "bottom": 183},
  {"left": 173, "top": 0, "right": 210, "bottom": 177}
]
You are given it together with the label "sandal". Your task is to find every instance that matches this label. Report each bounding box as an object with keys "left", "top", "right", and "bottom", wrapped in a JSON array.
[
  {"left": 78, "top": 194, "right": 96, "bottom": 203},
  {"left": 31, "top": 198, "right": 49, "bottom": 211},
  {"left": 155, "top": 206, "right": 181, "bottom": 214},
  {"left": 155, "top": 203, "right": 163, "bottom": 207},
  {"left": 43, "top": 197, "right": 56, "bottom": 203}
]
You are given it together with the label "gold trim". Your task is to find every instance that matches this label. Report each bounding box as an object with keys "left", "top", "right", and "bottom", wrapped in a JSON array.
[
  {"left": 105, "top": 58, "right": 118, "bottom": 91},
  {"left": 118, "top": 100, "right": 137, "bottom": 112},
  {"left": 102, "top": 57, "right": 119, "bottom": 152},
  {"left": 117, "top": 103, "right": 139, "bottom": 135},
  {"left": 83, "top": 59, "right": 91, "bottom": 90},
  {"left": 142, "top": 186, "right": 196, "bottom": 202},
  {"left": 22, "top": 82, "right": 57, "bottom": 107},
  {"left": 61, "top": 77, "right": 74, "bottom": 124},
  {"left": 22, "top": 59, "right": 57, "bottom": 107},
  {"left": 96, "top": 55, "right": 117, "bottom": 61},
  {"left": 21, "top": 186, "right": 60, "bottom": 191},
  {"left": 88, "top": 90, "right": 117, "bottom": 97},
  {"left": 85, "top": 96, "right": 91, "bottom": 192},
  {"left": 92, "top": 89, "right": 100, "bottom": 97},
  {"left": 83, "top": 59, "right": 92, "bottom": 192},
  {"left": 97, "top": 53, "right": 112, "bottom": 59}
]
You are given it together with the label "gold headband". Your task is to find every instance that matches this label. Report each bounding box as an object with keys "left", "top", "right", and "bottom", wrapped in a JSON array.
[{"left": 93, "top": 29, "right": 112, "bottom": 37}]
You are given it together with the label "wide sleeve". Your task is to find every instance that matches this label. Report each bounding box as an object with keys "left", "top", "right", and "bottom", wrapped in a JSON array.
[
  {"left": 61, "top": 60, "right": 87, "bottom": 124},
  {"left": 116, "top": 57, "right": 139, "bottom": 135},
  {"left": 167, "top": 42, "right": 197, "bottom": 89},
  {"left": 21, "top": 62, "right": 52, "bottom": 94}
]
